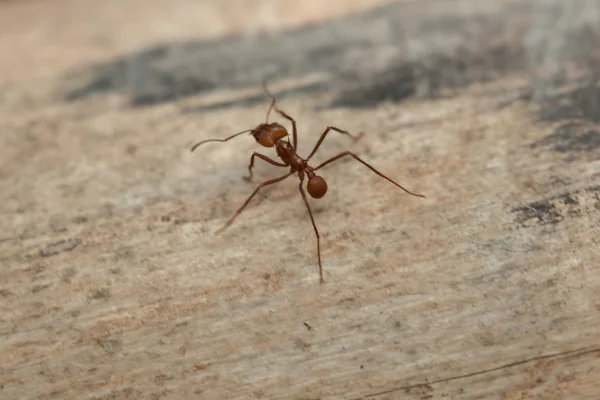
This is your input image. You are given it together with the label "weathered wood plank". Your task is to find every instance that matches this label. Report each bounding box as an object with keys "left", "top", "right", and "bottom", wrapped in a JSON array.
[{"left": 1, "top": 0, "right": 599, "bottom": 399}]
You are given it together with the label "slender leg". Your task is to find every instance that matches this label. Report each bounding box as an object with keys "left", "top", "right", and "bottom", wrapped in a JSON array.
[
  {"left": 216, "top": 172, "right": 294, "bottom": 235},
  {"left": 274, "top": 108, "right": 298, "bottom": 151},
  {"left": 314, "top": 152, "right": 425, "bottom": 198},
  {"left": 298, "top": 181, "right": 324, "bottom": 283},
  {"left": 262, "top": 79, "right": 277, "bottom": 123},
  {"left": 260, "top": 80, "right": 299, "bottom": 149},
  {"left": 306, "top": 126, "right": 364, "bottom": 161},
  {"left": 244, "top": 152, "right": 288, "bottom": 182}
]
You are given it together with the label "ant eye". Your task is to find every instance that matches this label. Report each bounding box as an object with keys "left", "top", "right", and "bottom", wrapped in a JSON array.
[{"left": 250, "top": 130, "right": 262, "bottom": 143}]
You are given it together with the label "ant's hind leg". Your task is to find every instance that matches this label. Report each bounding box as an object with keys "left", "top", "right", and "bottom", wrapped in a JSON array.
[
  {"left": 244, "top": 152, "right": 287, "bottom": 182},
  {"left": 298, "top": 181, "right": 324, "bottom": 283},
  {"left": 314, "top": 151, "right": 425, "bottom": 198}
]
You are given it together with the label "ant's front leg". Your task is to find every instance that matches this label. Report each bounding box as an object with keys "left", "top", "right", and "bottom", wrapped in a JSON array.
[
  {"left": 274, "top": 108, "right": 298, "bottom": 150},
  {"left": 260, "top": 80, "right": 298, "bottom": 149},
  {"left": 244, "top": 152, "right": 288, "bottom": 182}
]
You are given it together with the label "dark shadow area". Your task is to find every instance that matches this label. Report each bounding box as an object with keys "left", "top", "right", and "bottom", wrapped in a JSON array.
[
  {"left": 335, "top": 6, "right": 600, "bottom": 109},
  {"left": 534, "top": 83, "right": 600, "bottom": 123},
  {"left": 183, "top": 81, "right": 327, "bottom": 113},
  {"left": 59, "top": 0, "right": 600, "bottom": 115},
  {"left": 531, "top": 121, "right": 600, "bottom": 157},
  {"left": 330, "top": 44, "right": 527, "bottom": 108},
  {"left": 60, "top": 3, "right": 391, "bottom": 107},
  {"left": 525, "top": 64, "right": 600, "bottom": 157},
  {"left": 58, "top": 1, "right": 527, "bottom": 108},
  {"left": 512, "top": 185, "right": 600, "bottom": 227}
]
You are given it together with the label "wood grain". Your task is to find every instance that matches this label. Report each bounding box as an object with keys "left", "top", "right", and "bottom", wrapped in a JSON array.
[{"left": 1, "top": 0, "right": 599, "bottom": 399}]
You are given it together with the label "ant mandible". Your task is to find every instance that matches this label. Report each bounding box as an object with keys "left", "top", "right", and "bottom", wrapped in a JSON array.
[{"left": 190, "top": 81, "right": 425, "bottom": 283}]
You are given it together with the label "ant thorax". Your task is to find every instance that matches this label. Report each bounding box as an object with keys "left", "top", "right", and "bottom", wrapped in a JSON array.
[{"left": 275, "top": 140, "right": 298, "bottom": 167}]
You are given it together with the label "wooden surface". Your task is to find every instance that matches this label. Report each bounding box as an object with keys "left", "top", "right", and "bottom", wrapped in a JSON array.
[{"left": 1, "top": 0, "right": 600, "bottom": 399}]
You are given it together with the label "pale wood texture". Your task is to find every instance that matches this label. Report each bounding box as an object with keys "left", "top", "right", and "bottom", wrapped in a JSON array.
[{"left": 1, "top": 0, "right": 600, "bottom": 399}]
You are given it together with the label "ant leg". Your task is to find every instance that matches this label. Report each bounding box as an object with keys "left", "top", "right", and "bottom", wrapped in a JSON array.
[
  {"left": 298, "top": 181, "right": 324, "bottom": 283},
  {"left": 216, "top": 172, "right": 294, "bottom": 235},
  {"left": 261, "top": 80, "right": 298, "bottom": 149},
  {"left": 314, "top": 152, "right": 425, "bottom": 198},
  {"left": 262, "top": 79, "right": 277, "bottom": 123},
  {"left": 306, "top": 126, "right": 364, "bottom": 161},
  {"left": 244, "top": 152, "right": 288, "bottom": 182},
  {"left": 274, "top": 108, "right": 298, "bottom": 151}
]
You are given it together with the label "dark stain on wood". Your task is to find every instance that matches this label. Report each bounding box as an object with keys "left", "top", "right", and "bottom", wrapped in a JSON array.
[
  {"left": 535, "top": 84, "right": 600, "bottom": 123},
  {"left": 39, "top": 238, "right": 83, "bottom": 257},
  {"left": 531, "top": 121, "right": 600, "bottom": 157},
  {"left": 512, "top": 186, "right": 600, "bottom": 227},
  {"left": 60, "top": 1, "right": 600, "bottom": 111},
  {"left": 331, "top": 43, "right": 527, "bottom": 108}
]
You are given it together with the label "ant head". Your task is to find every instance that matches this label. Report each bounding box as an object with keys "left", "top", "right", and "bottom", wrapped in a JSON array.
[
  {"left": 251, "top": 123, "right": 288, "bottom": 148},
  {"left": 307, "top": 175, "right": 328, "bottom": 199}
]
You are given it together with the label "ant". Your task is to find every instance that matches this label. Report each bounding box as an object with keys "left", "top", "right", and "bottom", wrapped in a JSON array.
[{"left": 190, "top": 81, "right": 425, "bottom": 283}]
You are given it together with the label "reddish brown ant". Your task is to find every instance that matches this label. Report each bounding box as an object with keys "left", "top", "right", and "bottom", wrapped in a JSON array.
[{"left": 191, "top": 81, "right": 425, "bottom": 283}]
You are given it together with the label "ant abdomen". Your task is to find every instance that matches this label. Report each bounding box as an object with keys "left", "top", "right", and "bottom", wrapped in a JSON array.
[
  {"left": 307, "top": 175, "right": 328, "bottom": 198},
  {"left": 252, "top": 123, "right": 288, "bottom": 147}
]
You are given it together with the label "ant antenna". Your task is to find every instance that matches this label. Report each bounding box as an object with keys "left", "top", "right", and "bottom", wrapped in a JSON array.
[
  {"left": 190, "top": 129, "right": 254, "bottom": 152},
  {"left": 262, "top": 78, "right": 277, "bottom": 123}
]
